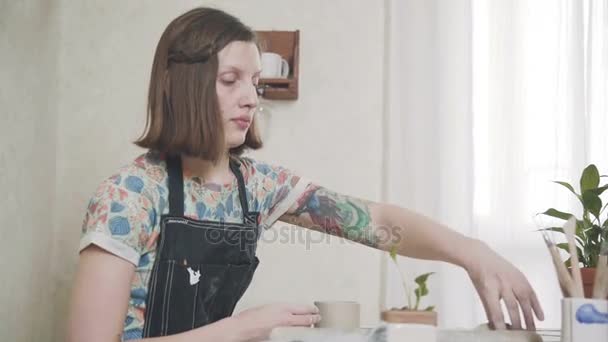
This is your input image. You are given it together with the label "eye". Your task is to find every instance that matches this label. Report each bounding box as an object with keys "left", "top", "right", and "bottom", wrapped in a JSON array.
[
  {"left": 219, "top": 72, "right": 238, "bottom": 85},
  {"left": 220, "top": 78, "right": 237, "bottom": 85}
]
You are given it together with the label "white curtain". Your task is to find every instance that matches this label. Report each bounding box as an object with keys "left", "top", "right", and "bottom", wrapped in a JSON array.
[{"left": 383, "top": 0, "right": 608, "bottom": 329}]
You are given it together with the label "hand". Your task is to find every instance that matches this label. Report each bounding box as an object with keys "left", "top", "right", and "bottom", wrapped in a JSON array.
[
  {"left": 230, "top": 303, "right": 321, "bottom": 342},
  {"left": 465, "top": 241, "right": 545, "bottom": 331}
]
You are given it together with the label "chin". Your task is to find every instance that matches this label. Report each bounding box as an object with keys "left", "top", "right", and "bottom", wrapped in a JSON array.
[{"left": 226, "top": 135, "right": 247, "bottom": 149}]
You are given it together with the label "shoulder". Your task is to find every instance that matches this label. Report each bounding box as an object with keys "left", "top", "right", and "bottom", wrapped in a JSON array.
[
  {"left": 238, "top": 156, "right": 273, "bottom": 176},
  {"left": 239, "top": 157, "right": 300, "bottom": 188},
  {"left": 239, "top": 157, "right": 295, "bottom": 182},
  {"left": 91, "top": 150, "right": 168, "bottom": 204},
  {"left": 81, "top": 151, "right": 165, "bottom": 262}
]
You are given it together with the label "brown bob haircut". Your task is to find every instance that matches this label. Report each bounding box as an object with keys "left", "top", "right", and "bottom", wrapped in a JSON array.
[{"left": 135, "top": 7, "right": 263, "bottom": 162}]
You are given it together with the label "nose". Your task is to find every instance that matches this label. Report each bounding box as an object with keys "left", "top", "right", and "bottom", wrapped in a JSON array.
[{"left": 239, "top": 82, "right": 259, "bottom": 110}]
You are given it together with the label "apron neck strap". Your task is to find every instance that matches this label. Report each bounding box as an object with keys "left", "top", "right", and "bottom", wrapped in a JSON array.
[
  {"left": 228, "top": 157, "right": 253, "bottom": 223},
  {"left": 166, "top": 154, "right": 252, "bottom": 223},
  {"left": 167, "top": 154, "right": 185, "bottom": 217}
]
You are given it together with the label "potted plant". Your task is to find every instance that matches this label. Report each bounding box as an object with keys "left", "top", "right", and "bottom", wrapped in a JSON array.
[
  {"left": 382, "top": 246, "right": 437, "bottom": 325},
  {"left": 539, "top": 164, "right": 608, "bottom": 297}
]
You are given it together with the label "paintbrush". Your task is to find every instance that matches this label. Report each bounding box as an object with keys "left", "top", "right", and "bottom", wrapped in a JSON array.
[
  {"left": 541, "top": 231, "right": 574, "bottom": 297},
  {"left": 592, "top": 241, "right": 608, "bottom": 299},
  {"left": 564, "top": 217, "right": 585, "bottom": 297}
]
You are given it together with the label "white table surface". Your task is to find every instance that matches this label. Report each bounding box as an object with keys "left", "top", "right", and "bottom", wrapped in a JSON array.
[{"left": 265, "top": 327, "right": 562, "bottom": 342}]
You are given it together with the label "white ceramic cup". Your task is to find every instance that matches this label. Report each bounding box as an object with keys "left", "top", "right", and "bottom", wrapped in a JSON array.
[
  {"left": 313, "top": 301, "right": 360, "bottom": 331},
  {"left": 260, "top": 52, "right": 289, "bottom": 78}
]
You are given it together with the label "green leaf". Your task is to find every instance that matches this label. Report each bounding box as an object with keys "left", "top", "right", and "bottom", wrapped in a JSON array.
[
  {"left": 576, "top": 220, "right": 586, "bottom": 238},
  {"left": 576, "top": 235, "right": 585, "bottom": 247},
  {"left": 414, "top": 272, "right": 435, "bottom": 286},
  {"left": 556, "top": 243, "right": 584, "bottom": 266},
  {"left": 389, "top": 246, "right": 398, "bottom": 261},
  {"left": 424, "top": 306, "right": 435, "bottom": 312},
  {"left": 413, "top": 272, "right": 434, "bottom": 310},
  {"left": 588, "top": 251, "right": 598, "bottom": 268},
  {"left": 582, "top": 217, "right": 593, "bottom": 242},
  {"left": 578, "top": 246, "right": 587, "bottom": 267},
  {"left": 581, "top": 164, "right": 600, "bottom": 193},
  {"left": 553, "top": 181, "right": 580, "bottom": 198},
  {"left": 590, "top": 184, "right": 608, "bottom": 196},
  {"left": 556, "top": 243, "right": 570, "bottom": 254},
  {"left": 564, "top": 257, "right": 571, "bottom": 268},
  {"left": 588, "top": 225, "right": 602, "bottom": 244},
  {"left": 415, "top": 285, "right": 429, "bottom": 298},
  {"left": 536, "top": 227, "right": 565, "bottom": 234},
  {"left": 541, "top": 208, "right": 574, "bottom": 221},
  {"left": 582, "top": 191, "right": 602, "bottom": 220},
  {"left": 587, "top": 227, "right": 604, "bottom": 262},
  {"left": 560, "top": 245, "right": 585, "bottom": 267},
  {"left": 538, "top": 227, "right": 585, "bottom": 246}
]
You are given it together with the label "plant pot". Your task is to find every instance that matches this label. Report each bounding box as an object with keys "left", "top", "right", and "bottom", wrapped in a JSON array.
[
  {"left": 381, "top": 309, "right": 438, "bottom": 326},
  {"left": 581, "top": 267, "right": 596, "bottom": 298},
  {"left": 380, "top": 310, "right": 438, "bottom": 342}
]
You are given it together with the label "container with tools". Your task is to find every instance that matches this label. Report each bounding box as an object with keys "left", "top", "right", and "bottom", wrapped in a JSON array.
[{"left": 541, "top": 217, "right": 608, "bottom": 342}]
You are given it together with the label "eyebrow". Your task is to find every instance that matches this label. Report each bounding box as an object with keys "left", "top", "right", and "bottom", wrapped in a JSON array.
[{"left": 218, "top": 66, "right": 262, "bottom": 75}]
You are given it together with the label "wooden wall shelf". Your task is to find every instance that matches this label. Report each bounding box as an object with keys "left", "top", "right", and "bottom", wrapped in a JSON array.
[{"left": 255, "top": 30, "right": 300, "bottom": 100}]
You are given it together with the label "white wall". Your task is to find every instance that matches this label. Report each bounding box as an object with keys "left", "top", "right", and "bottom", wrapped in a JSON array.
[
  {"left": 0, "top": 1, "right": 60, "bottom": 341},
  {"left": 50, "top": 1, "right": 386, "bottom": 341}
]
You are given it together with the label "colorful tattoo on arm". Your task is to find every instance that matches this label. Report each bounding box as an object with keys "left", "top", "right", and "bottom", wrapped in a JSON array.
[{"left": 282, "top": 184, "right": 378, "bottom": 248}]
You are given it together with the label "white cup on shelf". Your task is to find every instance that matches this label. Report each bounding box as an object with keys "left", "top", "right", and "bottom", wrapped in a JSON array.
[{"left": 260, "top": 52, "right": 289, "bottom": 78}]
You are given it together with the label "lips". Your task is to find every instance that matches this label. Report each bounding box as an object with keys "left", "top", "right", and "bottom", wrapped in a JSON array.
[{"left": 230, "top": 116, "right": 251, "bottom": 129}]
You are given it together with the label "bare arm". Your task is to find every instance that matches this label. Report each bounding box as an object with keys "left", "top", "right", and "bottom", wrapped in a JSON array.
[
  {"left": 279, "top": 183, "right": 472, "bottom": 263},
  {"left": 67, "top": 246, "right": 319, "bottom": 342},
  {"left": 280, "top": 183, "right": 544, "bottom": 330},
  {"left": 66, "top": 246, "right": 240, "bottom": 342}
]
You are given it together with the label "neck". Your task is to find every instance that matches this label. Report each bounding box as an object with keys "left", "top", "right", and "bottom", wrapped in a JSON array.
[{"left": 180, "top": 153, "right": 232, "bottom": 184}]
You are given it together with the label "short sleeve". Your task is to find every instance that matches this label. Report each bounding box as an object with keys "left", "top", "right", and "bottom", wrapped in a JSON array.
[
  {"left": 245, "top": 159, "right": 311, "bottom": 229},
  {"left": 79, "top": 173, "right": 156, "bottom": 266}
]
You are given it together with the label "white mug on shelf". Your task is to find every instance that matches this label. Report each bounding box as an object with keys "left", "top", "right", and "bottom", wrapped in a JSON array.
[{"left": 260, "top": 52, "right": 289, "bottom": 78}]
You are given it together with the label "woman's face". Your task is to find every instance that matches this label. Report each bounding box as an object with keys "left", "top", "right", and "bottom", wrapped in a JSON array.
[{"left": 216, "top": 41, "right": 261, "bottom": 150}]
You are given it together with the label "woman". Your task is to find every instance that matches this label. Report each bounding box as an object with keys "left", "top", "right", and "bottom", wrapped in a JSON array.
[{"left": 67, "top": 7, "right": 544, "bottom": 342}]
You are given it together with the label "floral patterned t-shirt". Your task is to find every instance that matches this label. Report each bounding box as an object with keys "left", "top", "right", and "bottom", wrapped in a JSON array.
[{"left": 78, "top": 150, "right": 309, "bottom": 340}]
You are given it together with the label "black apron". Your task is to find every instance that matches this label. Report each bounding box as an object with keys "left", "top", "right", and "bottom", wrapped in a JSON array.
[{"left": 142, "top": 155, "right": 260, "bottom": 337}]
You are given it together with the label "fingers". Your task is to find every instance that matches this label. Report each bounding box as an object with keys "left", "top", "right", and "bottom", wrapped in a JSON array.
[
  {"left": 287, "top": 314, "right": 321, "bottom": 326},
  {"left": 502, "top": 291, "right": 522, "bottom": 330},
  {"left": 516, "top": 296, "right": 535, "bottom": 331},
  {"left": 514, "top": 285, "right": 543, "bottom": 330},
  {"left": 487, "top": 303, "right": 506, "bottom": 330},
  {"left": 282, "top": 304, "right": 321, "bottom": 326},
  {"left": 529, "top": 289, "right": 545, "bottom": 321},
  {"left": 285, "top": 304, "right": 319, "bottom": 315},
  {"left": 479, "top": 286, "right": 506, "bottom": 330},
  {"left": 469, "top": 245, "right": 544, "bottom": 331}
]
